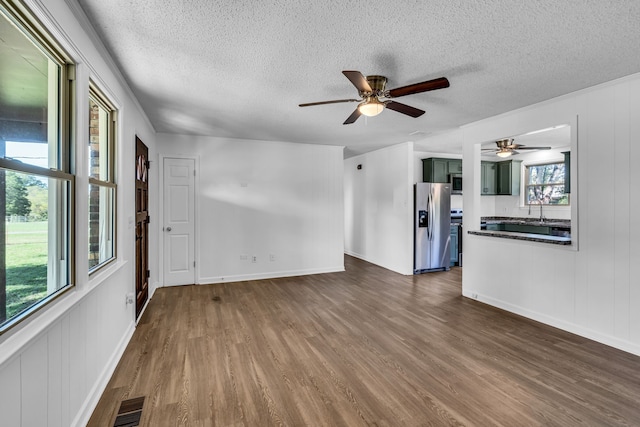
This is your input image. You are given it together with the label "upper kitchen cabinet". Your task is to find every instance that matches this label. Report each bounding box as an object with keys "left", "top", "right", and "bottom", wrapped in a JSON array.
[
  {"left": 496, "top": 159, "right": 522, "bottom": 195},
  {"left": 448, "top": 159, "right": 462, "bottom": 174},
  {"left": 481, "top": 161, "right": 497, "bottom": 195},
  {"left": 423, "top": 158, "right": 448, "bottom": 182},
  {"left": 480, "top": 160, "right": 521, "bottom": 195},
  {"left": 422, "top": 157, "right": 462, "bottom": 183}
]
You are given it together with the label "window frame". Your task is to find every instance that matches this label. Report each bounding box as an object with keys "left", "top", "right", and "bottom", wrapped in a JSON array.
[
  {"left": 88, "top": 83, "right": 117, "bottom": 274},
  {"left": 524, "top": 160, "right": 570, "bottom": 206},
  {"left": 0, "top": 0, "right": 75, "bottom": 334}
]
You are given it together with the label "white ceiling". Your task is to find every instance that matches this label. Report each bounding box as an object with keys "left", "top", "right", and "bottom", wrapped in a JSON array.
[{"left": 75, "top": 0, "right": 640, "bottom": 157}]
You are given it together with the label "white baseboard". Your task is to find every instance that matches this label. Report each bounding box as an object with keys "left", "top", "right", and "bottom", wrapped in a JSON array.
[
  {"left": 462, "top": 289, "right": 640, "bottom": 357},
  {"left": 72, "top": 322, "right": 136, "bottom": 427},
  {"left": 198, "top": 265, "right": 345, "bottom": 284},
  {"left": 344, "top": 251, "right": 412, "bottom": 275}
]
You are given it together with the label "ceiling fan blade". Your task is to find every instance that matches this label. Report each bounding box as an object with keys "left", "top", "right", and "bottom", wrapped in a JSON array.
[
  {"left": 343, "top": 108, "right": 362, "bottom": 125},
  {"left": 517, "top": 146, "right": 552, "bottom": 150},
  {"left": 387, "top": 77, "right": 450, "bottom": 98},
  {"left": 299, "top": 98, "right": 360, "bottom": 107},
  {"left": 342, "top": 70, "right": 372, "bottom": 93},
  {"left": 385, "top": 101, "right": 425, "bottom": 118}
]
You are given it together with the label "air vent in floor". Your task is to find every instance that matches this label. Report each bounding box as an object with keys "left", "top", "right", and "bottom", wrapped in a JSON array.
[{"left": 113, "top": 396, "right": 145, "bottom": 427}]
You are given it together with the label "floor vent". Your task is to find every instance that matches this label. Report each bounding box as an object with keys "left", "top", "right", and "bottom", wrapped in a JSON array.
[{"left": 113, "top": 396, "right": 145, "bottom": 427}]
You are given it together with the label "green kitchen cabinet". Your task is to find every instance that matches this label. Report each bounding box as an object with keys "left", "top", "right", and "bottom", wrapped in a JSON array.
[
  {"left": 496, "top": 160, "right": 521, "bottom": 195},
  {"left": 448, "top": 159, "right": 462, "bottom": 174},
  {"left": 422, "top": 158, "right": 462, "bottom": 183},
  {"left": 450, "top": 224, "right": 459, "bottom": 266},
  {"left": 485, "top": 223, "right": 503, "bottom": 231},
  {"left": 562, "top": 151, "right": 571, "bottom": 193},
  {"left": 481, "top": 161, "right": 497, "bottom": 195},
  {"left": 503, "top": 223, "right": 551, "bottom": 234},
  {"left": 422, "top": 158, "right": 449, "bottom": 182}
]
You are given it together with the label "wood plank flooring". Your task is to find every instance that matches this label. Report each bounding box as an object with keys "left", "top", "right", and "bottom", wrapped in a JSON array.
[{"left": 88, "top": 256, "right": 640, "bottom": 426}]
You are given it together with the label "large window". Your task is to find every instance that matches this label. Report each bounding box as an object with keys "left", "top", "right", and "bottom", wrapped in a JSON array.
[
  {"left": 1, "top": 1, "right": 74, "bottom": 332},
  {"left": 88, "top": 85, "right": 116, "bottom": 272},
  {"left": 525, "top": 162, "right": 569, "bottom": 205}
]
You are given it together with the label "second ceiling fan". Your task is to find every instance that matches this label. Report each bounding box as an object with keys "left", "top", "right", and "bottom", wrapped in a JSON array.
[
  {"left": 484, "top": 138, "right": 552, "bottom": 158},
  {"left": 299, "top": 70, "right": 450, "bottom": 125}
]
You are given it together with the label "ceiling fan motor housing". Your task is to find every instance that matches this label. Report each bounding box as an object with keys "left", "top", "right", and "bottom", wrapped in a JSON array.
[
  {"left": 496, "top": 138, "right": 515, "bottom": 149},
  {"left": 362, "top": 75, "right": 388, "bottom": 97}
]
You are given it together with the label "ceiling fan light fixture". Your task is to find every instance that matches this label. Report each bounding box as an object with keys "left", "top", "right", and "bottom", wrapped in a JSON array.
[
  {"left": 358, "top": 98, "right": 384, "bottom": 117},
  {"left": 496, "top": 150, "right": 512, "bottom": 158}
]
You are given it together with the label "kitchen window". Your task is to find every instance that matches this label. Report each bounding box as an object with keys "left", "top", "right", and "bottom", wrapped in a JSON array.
[
  {"left": 525, "top": 161, "right": 569, "bottom": 205},
  {"left": 88, "top": 84, "right": 117, "bottom": 272},
  {"left": 1, "top": 1, "right": 74, "bottom": 332}
]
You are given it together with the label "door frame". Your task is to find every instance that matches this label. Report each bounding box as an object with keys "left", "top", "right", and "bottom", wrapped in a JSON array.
[{"left": 158, "top": 153, "right": 200, "bottom": 286}]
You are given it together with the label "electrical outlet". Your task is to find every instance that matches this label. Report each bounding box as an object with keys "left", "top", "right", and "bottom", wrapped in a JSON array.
[
  {"left": 471, "top": 293, "right": 478, "bottom": 299},
  {"left": 240, "top": 255, "right": 248, "bottom": 261},
  {"left": 252, "top": 256, "right": 257, "bottom": 263},
  {"left": 269, "top": 254, "right": 276, "bottom": 262}
]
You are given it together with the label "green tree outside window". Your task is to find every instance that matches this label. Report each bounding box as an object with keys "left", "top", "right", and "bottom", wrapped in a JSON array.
[{"left": 6, "top": 171, "right": 32, "bottom": 217}]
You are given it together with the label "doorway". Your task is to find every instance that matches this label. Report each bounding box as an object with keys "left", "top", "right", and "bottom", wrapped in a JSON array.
[
  {"left": 162, "top": 157, "right": 196, "bottom": 286},
  {"left": 134, "top": 137, "right": 149, "bottom": 318}
]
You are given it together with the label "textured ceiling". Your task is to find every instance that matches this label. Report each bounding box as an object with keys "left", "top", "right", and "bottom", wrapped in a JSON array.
[{"left": 74, "top": 0, "right": 640, "bottom": 157}]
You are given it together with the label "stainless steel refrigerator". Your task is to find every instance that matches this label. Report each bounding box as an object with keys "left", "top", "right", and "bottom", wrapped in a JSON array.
[{"left": 414, "top": 183, "right": 451, "bottom": 273}]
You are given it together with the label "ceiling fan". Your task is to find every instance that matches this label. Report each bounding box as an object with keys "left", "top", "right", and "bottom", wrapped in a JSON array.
[
  {"left": 483, "top": 138, "right": 551, "bottom": 158},
  {"left": 299, "top": 70, "right": 450, "bottom": 125}
]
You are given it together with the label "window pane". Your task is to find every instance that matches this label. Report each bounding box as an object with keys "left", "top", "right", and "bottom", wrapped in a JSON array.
[
  {"left": 88, "top": 87, "right": 116, "bottom": 272},
  {"left": 0, "top": 11, "right": 60, "bottom": 169},
  {"left": 88, "top": 184, "right": 114, "bottom": 270},
  {"left": 89, "top": 98, "right": 110, "bottom": 181},
  {"left": 528, "top": 163, "right": 565, "bottom": 185},
  {"left": 526, "top": 184, "right": 568, "bottom": 205},
  {"left": 1, "top": 169, "right": 71, "bottom": 328},
  {"left": 526, "top": 161, "right": 568, "bottom": 205}
]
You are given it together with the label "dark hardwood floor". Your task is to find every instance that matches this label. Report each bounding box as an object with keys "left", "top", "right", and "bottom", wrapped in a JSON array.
[{"left": 89, "top": 256, "right": 640, "bottom": 426}]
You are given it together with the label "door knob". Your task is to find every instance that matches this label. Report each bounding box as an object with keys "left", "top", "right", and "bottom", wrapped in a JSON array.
[{"left": 166, "top": 227, "right": 172, "bottom": 232}]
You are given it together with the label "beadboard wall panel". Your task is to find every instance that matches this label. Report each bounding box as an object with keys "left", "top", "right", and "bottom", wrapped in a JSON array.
[{"left": 454, "top": 73, "right": 640, "bottom": 356}]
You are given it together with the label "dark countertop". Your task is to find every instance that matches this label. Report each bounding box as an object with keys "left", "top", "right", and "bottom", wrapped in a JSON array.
[
  {"left": 468, "top": 229, "right": 571, "bottom": 245},
  {"left": 473, "top": 216, "right": 572, "bottom": 245},
  {"left": 481, "top": 216, "right": 571, "bottom": 228}
]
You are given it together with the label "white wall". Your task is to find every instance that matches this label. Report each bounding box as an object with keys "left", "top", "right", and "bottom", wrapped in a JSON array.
[
  {"left": 0, "top": 1, "right": 157, "bottom": 426},
  {"left": 344, "top": 142, "right": 414, "bottom": 275},
  {"left": 457, "top": 73, "right": 640, "bottom": 356},
  {"left": 157, "top": 134, "right": 345, "bottom": 283}
]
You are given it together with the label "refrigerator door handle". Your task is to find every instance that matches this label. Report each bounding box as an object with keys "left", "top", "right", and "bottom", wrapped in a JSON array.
[
  {"left": 432, "top": 190, "right": 436, "bottom": 241},
  {"left": 428, "top": 189, "right": 433, "bottom": 242}
]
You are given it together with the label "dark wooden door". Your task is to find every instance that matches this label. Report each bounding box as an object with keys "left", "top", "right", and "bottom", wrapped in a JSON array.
[{"left": 135, "top": 137, "right": 149, "bottom": 318}]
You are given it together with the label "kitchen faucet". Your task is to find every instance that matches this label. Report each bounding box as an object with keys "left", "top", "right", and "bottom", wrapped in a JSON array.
[{"left": 528, "top": 198, "right": 546, "bottom": 221}]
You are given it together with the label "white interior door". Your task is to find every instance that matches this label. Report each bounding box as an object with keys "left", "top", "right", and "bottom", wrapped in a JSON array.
[{"left": 163, "top": 157, "right": 195, "bottom": 286}]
